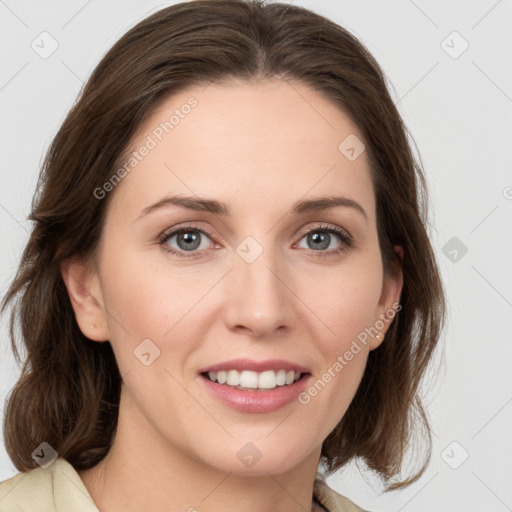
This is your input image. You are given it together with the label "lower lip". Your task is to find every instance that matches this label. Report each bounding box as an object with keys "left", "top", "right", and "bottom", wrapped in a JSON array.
[{"left": 199, "top": 374, "right": 311, "bottom": 413}]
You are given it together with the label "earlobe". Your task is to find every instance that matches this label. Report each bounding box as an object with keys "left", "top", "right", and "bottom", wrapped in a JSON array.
[
  {"left": 370, "top": 245, "right": 404, "bottom": 350},
  {"left": 60, "top": 258, "right": 109, "bottom": 342}
]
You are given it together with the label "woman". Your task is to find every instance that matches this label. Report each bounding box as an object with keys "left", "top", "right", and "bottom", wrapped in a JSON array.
[{"left": 0, "top": 1, "right": 445, "bottom": 511}]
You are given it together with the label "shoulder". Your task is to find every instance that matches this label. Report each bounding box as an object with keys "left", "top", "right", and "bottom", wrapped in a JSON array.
[
  {"left": 0, "top": 458, "right": 98, "bottom": 512},
  {"left": 313, "top": 478, "right": 370, "bottom": 512}
]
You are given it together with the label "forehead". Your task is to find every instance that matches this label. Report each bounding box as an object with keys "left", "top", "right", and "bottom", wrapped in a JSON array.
[{"left": 108, "top": 79, "right": 375, "bottom": 224}]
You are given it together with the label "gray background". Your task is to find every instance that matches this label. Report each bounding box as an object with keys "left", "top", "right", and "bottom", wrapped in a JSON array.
[{"left": 1, "top": 1, "right": 511, "bottom": 511}]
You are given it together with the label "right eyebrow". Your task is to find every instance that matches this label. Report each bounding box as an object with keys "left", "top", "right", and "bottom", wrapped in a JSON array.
[{"left": 137, "top": 195, "right": 229, "bottom": 220}]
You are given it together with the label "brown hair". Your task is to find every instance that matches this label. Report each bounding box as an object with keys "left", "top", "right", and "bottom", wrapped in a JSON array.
[{"left": 2, "top": 0, "right": 445, "bottom": 489}]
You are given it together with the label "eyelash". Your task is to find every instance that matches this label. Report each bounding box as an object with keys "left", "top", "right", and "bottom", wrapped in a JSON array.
[{"left": 158, "top": 222, "right": 353, "bottom": 259}]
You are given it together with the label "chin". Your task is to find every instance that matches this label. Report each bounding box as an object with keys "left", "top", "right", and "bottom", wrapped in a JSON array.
[{"left": 196, "top": 439, "right": 310, "bottom": 476}]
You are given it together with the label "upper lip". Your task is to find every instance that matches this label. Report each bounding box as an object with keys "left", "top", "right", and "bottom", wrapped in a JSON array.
[{"left": 198, "top": 358, "right": 310, "bottom": 374}]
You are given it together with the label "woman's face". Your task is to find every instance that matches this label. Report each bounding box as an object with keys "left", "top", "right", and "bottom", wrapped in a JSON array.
[{"left": 72, "top": 79, "right": 402, "bottom": 475}]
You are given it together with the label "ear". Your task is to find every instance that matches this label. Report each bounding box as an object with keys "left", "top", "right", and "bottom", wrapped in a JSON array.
[
  {"left": 370, "top": 245, "right": 404, "bottom": 350},
  {"left": 60, "top": 257, "right": 110, "bottom": 342}
]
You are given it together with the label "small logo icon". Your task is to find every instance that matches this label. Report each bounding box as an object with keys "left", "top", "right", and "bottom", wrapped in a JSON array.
[
  {"left": 31, "top": 31, "right": 59, "bottom": 59},
  {"left": 134, "top": 338, "right": 161, "bottom": 366},
  {"left": 441, "top": 31, "right": 469, "bottom": 59},
  {"left": 236, "top": 236, "right": 263, "bottom": 264},
  {"left": 442, "top": 236, "right": 468, "bottom": 263},
  {"left": 503, "top": 186, "right": 512, "bottom": 200},
  {"left": 31, "top": 442, "right": 58, "bottom": 469},
  {"left": 441, "top": 441, "right": 469, "bottom": 469},
  {"left": 237, "top": 442, "right": 263, "bottom": 468},
  {"left": 338, "top": 134, "right": 365, "bottom": 162}
]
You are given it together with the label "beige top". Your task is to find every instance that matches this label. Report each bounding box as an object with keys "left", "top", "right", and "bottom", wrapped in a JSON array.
[{"left": 0, "top": 458, "right": 366, "bottom": 512}]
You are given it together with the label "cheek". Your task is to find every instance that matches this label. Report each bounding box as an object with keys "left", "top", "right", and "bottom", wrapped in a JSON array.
[
  {"left": 97, "top": 245, "right": 223, "bottom": 375},
  {"left": 99, "top": 244, "right": 203, "bottom": 332},
  {"left": 295, "top": 259, "right": 383, "bottom": 346},
  {"left": 297, "top": 271, "right": 377, "bottom": 437}
]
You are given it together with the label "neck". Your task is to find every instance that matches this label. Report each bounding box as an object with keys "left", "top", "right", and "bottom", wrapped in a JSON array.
[{"left": 78, "top": 388, "right": 324, "bottom": 512}]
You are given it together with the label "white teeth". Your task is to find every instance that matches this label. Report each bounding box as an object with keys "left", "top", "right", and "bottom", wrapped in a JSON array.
[
  {"left": 205, "top": 369, "right": 303, "bottom": 389},
  {"left": 276, "top": 369, "right": 287, "bottom": 386},
  {"left": 226, "top": 370, "right": 239, "bottom": 386},
  {"left": 258, "top": 370, "right": 277, "bottom": 389},
  {"left": 240, "top": 370, "right": 259, "bottom": 388}
]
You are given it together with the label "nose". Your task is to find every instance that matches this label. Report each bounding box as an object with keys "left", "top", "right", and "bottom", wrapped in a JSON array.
[{"left": 223, "top": 247, "right": 297, "bottom": 338}]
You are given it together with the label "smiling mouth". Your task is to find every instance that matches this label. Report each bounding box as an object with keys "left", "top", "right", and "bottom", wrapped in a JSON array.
[{"left": 201, "top": 369, "right": 310, "bottom": 391}]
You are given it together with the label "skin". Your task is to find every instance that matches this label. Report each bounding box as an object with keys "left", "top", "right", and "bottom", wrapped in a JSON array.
[{"left": 62, "top": 78, "right": 403, "bottom": 512}]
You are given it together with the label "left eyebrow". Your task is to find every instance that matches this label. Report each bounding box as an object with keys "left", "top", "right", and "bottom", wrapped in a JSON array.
[
  {"left": 137, "top": 194, "right": 368, "bottom": 224},
  {"left": 291, "top": 196, "right": 368, "bottom": 224}
]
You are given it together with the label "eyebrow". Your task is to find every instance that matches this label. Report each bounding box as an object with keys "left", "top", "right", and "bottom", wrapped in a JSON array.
[{"left": 138, "top": 194, "right": 368, "bottom": 223}]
